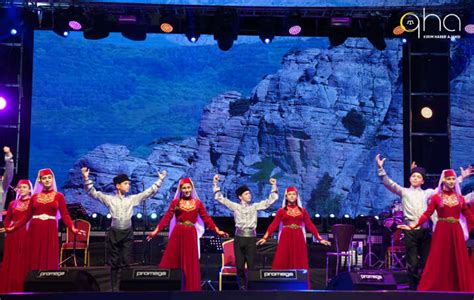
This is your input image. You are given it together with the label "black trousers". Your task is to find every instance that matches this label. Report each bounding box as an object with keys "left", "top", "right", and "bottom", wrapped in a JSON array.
[
  {"left": 403, "top": 228, "right": 431, "bottom": 290},
  {"left": 107, "top": 227, "right": 134, "bottom": 290},
  {"left": 234, "top": 236, "right": 257, "bottom": 289}
]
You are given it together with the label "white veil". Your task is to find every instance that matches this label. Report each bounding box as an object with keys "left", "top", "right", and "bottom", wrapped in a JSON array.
[
  {"left": 436, "top": 169, "right": 468, "bottom": 240},
  {"left": 278, "top": 186, "right": 305, "bottom": 242},
  {"left": 168, "top": 177, "right": 205, "bottom": 258}
]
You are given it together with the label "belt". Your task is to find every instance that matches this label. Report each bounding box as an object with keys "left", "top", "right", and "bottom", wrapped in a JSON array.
[
  {"left": 235, "top": 228, "right": 256, "bottom": 237},
  {"left": 177, "top": 221, "right": 195, "bottom": 227},
  {"left": 283, "top": 224, "right": 301, "bottom": 229},
  {"left": 32, "top": 214, "right": 56, "bottom": 221},
  {"left": 438, "top": 217, "right": 459, "bottom": 223}
]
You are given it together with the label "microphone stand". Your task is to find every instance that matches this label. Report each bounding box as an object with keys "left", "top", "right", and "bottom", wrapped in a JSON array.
[{"left": 141, "top": 178, "right": 148, "bottom": 265}]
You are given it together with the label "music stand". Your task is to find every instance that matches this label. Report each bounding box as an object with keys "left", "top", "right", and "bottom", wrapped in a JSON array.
[
  {"left": 200, "top": 234, "right": 224, "bottom": 291},
  {"left": 60, "top": 203, "right": 88, "bottom": 267}
]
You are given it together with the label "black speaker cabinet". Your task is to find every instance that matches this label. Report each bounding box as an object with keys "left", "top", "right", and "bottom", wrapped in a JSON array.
[
  {"left": 327, "top": 271, "right": 397, "bottom": 290},
  {"left": 119, "top": 268, "right": 183, "bottom": 291},
  {"left": 24, "top": 269, "right": 100, "bottom": 292},
  {"left": 248, "top": 269, "right": 308, "bottom": 290}
]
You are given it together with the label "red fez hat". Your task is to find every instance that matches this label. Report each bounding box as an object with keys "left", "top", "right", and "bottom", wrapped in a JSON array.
[
  {"left": 285, "top": 186, "right": 298, "bottom": 194},
  {"left": 39, "top": 168, "right": 53, "bottom": 178},
  {"left": 444, "top": 169, "right": 456, "bottom": 178},
  {"left": 179, "top": 177, "right": 193, "bottom": 186},
  {"left": 17, "top": 179, "right": 31, "bottom": 187}
]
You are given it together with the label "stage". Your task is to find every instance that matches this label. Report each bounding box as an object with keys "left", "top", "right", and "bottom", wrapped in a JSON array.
[{"left": 1, "top": 290, "right": 473, "bottom": 300}]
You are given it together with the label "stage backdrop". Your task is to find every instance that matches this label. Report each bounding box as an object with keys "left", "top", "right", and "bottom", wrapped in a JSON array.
[{"left": 29, "top": 2, "right": 474, "bottom": 217}]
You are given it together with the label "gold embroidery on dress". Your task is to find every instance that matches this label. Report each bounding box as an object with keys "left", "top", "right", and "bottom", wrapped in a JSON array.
[
  {"left": 287, "top": 207, "right": 302, "bottom": 217},
  {"left": 441, "top": 193, "right": 459, "bottom": 207},
  {"left": 179, "top": 199, "right": 196, "bottom": 212},
  {"left": 14, "top": 200, "right": 30, "bottom": 212},
  {"left": 37, "top": 192, "right": 56, "bottom": 204}
]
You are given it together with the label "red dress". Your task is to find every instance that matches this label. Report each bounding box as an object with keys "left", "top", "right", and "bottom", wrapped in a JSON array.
[
  {"left": 415, "top": 191, "right": 474, "bottom": 292},
  {"left": 265, "top": 205, "right": 322, "bottom": 281},
  {"left": 158, "top": 198, "right": 218, "bottom": 291},
  {"left": 0, "top": 198, "right": 31, "bottom": 293},
  {"left": 16, "top": 190, "right": 74, "bottom": 271}
]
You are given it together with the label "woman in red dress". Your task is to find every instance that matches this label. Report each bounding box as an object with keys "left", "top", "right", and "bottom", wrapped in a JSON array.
[
  {"left": 399, "top": 169, "right": 474, "bottom": 292},
  {"left": 0, "top": 180, "right": 33, "bottom": 293},
  {"left": 257, "top": 186, "right": 331, "bottom": 287},
  {"left": 12, "top": 169, "right": 79, "bottom": 271},
  {"left": 147, "top": 177, "right": 227, "bottom": 291}
]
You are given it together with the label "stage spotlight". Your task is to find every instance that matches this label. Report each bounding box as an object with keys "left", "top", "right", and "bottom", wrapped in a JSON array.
[
  {"left": 374, "top": 216, "right": 380, "bottom": 220},
  {"left": 327, "top": 213, "right": 339, "bottom": 226},
  {"left": 213, "top": 13, "right": 239, "bottom": 51},
  {"left": 106, "top": 213, "right": 112, "bottom": 219},
  {"left": 343, "top": 214, "right": 350, "bottom": 219},
  {"left": 121, "top": 26, "right": 147, "bottom": 41},
  {"left": 90, "top": 213, "right": 102, "bottom": 230},
  {"left": 259, "top": 18, "right": 274, "bottom": 44},
  {"left": 402, "top": 38, "right": 407, "bottom": 43},
  {"left": 160, "top": 15, "right": 176, "bottom": 33},
  {"left": 421, "top": 107, "right": 433, "bottom": 119},
  {"left": 185, "top": 13, "right": 201, "bottom": 43},
  {"left": 367, "top": 19, "right": 386, "bottom": 50},
  {"left": 52, "top": 12, "right": 70, "bottom": 38},
  {"left": 271, "top": 212, "right": 277, "bottom": 217},
  {"left": 312, "top": 213, "right": 322, "bottom": 226},
  {"left": 148, "top": 212, "right": 159, "bottom": 230},
  {"left": 69, "top": 20, "right": 82, "bottom": 31},
  {"left": 84, "top": 14, "right": 110, "bottom": 40},
  {"left": 0, "top": 97, "right": 6, "bottom": 110},
  {"left": 286, "top": 13, "right": 302, "bottom": 35},
  {"left": 328, "top": 32, "right": 348, "bottom": 47},
  {"left": 331, "top": 17, "right": 352, "bottom": 28},
  {"left": 132, "top": 213, "right": 146, "bottom": 231},
  {"left": 10, "top": 28, "right": 17, "bottom": 36}
]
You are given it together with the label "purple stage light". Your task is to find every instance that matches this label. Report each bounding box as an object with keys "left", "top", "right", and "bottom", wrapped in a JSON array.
[
  {"left": 119, "top": 15, "right": 137, "bottom": 24},
  {"left": 465, "top": 24, "right": 474, "bottom": 34},
  {"left": 0, "top": 97, "right": 7, "bottom": 110},
  {"left": 288, "top": 25, "right": 301, "bottom": 35},
  {"left": 68, "top": 20, "right": 82, "bottom": 31}
]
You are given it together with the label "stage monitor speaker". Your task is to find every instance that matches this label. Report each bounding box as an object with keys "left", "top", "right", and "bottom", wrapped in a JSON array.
[
  {"left": 248, "top": 269, "right": 308, "bottom": 290},
  {"left": 24, "top": 269, "right": 100, "bottom": 292},
  {"left": 119, "top": 268, "right": 183, "bottom": 291},
  {"left": 327, "top": 271, "right": 397, "bottom": 290}
]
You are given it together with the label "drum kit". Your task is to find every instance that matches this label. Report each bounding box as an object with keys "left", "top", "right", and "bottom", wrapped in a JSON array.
[
  {"left": 382, "top": 201, "right": 404, "bottom": 230},
  {"left": 359, "top": 201, "right": 406, "bottom": 269},
  {"left": 382, "top": 200, "right": 406, "bottom": 269}
]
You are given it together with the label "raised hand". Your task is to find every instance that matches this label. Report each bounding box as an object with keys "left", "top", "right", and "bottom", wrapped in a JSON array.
[
  {"left": 375, "top": 154, "right": 386, "bottom": 168},
  {"left": 411, "top": 161, "right": 418, "bottom": 170},
  {"left": 256, "top": 238, "right": 267, "bottom": 245},
  {"left": 269, "top": 178, "right": 277, "bottom": 186},
  {"left": 81, "top": 167, "right": 90, "bottom": 180},
  {"left": 213, "top": 174, "right": 220, "bottom": 186},
  {"left": 3, "top": 146, "right": 11, "bottom": 155},
  {"left": 460, "top": 165, "right": 473, "bottom": 180},
  {"left": 158, "top": 170, "right": 167, "bottom": 181}
]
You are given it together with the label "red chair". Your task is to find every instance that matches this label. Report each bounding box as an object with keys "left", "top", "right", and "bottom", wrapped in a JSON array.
[
  {"left": 218, "top": 239, "right": 248, "bottom": 291},
  {"left": 386, "top": 228, "right": 406, "bottom": 269},
  {"left": 60, "top": 219, "right": 91, "bottom": 267}
]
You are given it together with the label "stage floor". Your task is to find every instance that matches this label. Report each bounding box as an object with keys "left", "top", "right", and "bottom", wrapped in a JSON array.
[{"left": 1, "top": 290, "right": 473, "bottom": 300}]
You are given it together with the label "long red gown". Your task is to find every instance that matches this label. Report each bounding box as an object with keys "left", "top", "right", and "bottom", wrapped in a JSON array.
[
  {"left": 265, "top": 204, "right": 322, "bottom": 285},
  {"left": 16, "top": 190, "right": 75, "bottom": 271},
  {"left": 158, "top": 198, "right": 218, "bottom": 291},
  {"left": 0, "top": 198, "right": 31, "bottom": 293},
  {"left": 415, "top": 191, "right": 474, "bottom": 292}
]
